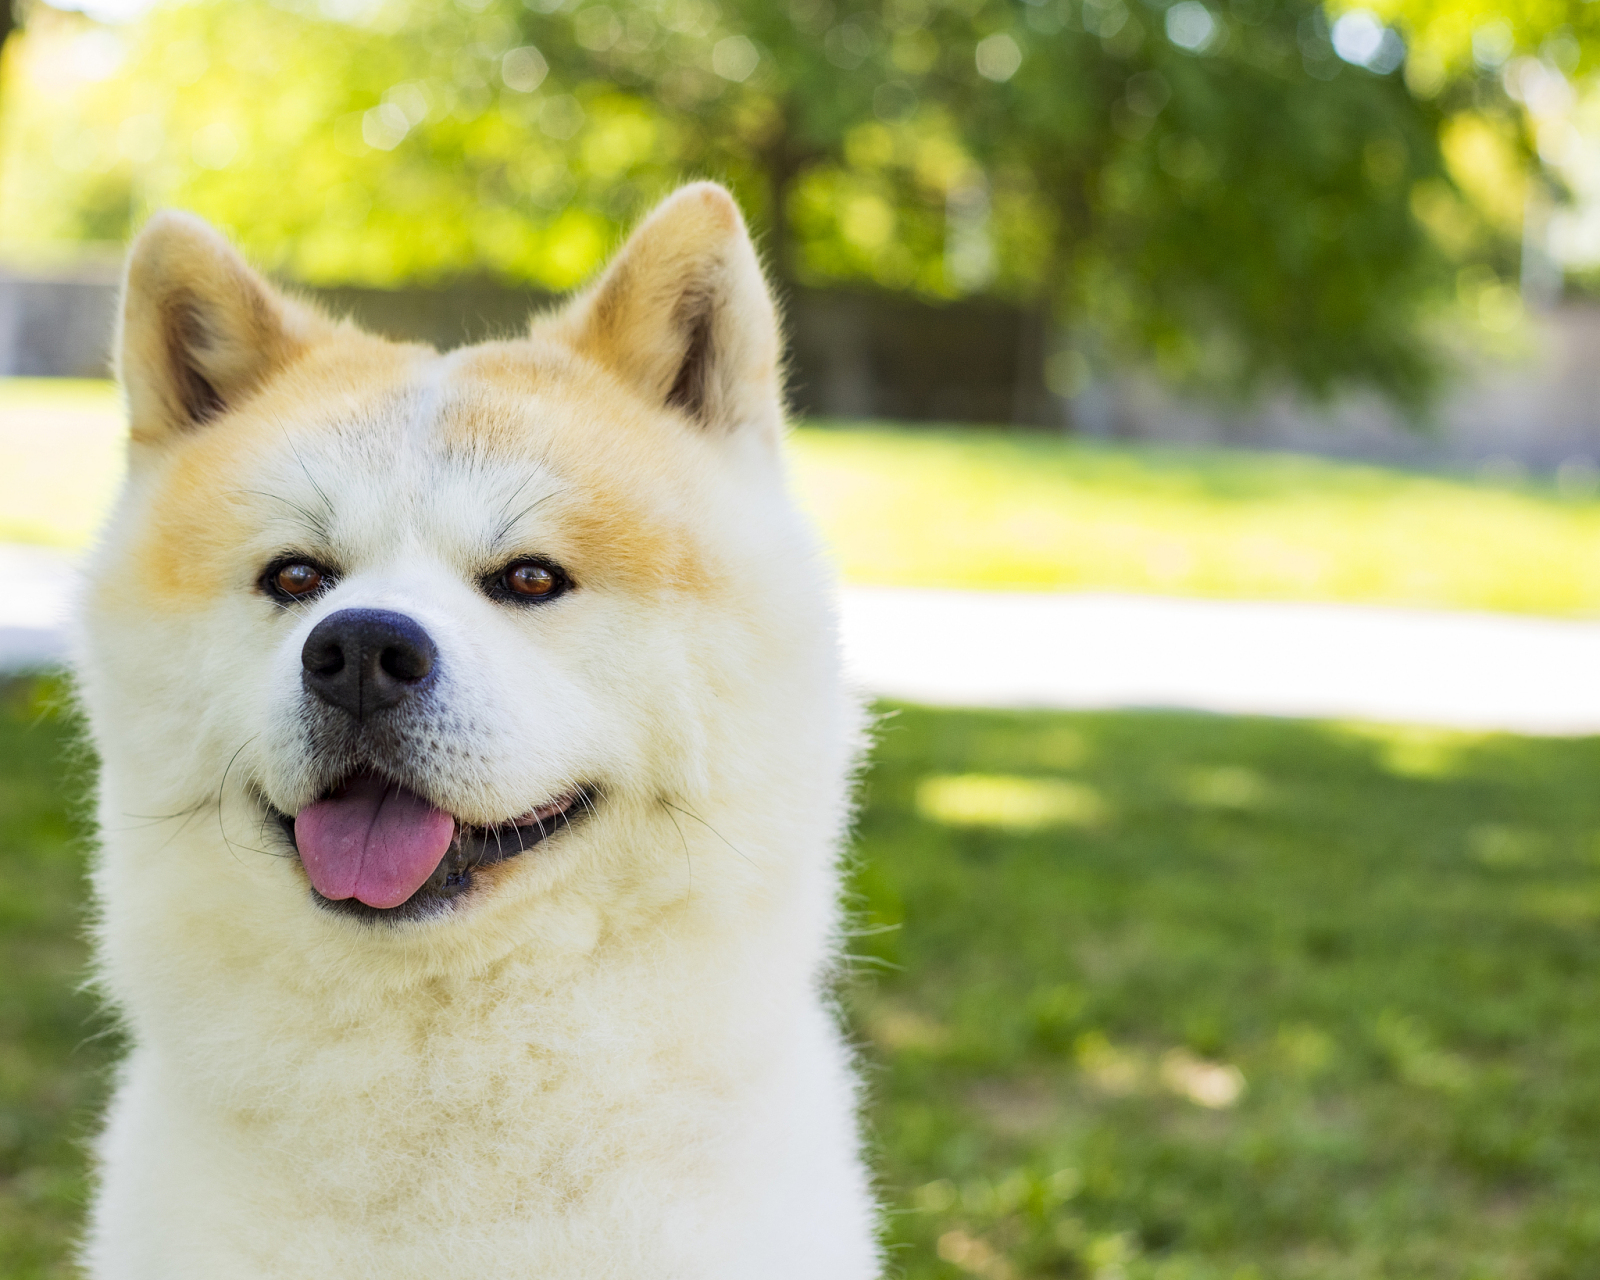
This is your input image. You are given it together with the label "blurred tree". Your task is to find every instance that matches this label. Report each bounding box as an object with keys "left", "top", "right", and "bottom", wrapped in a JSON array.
[
  {"left": 1352, "top": 0, "right": 1587, "bottom": 298},
  {"left": 0, "top": 0, "right": 28, "bottom": 196},
  {"left": 2, "top": 0, "right": 1457, "bottom": 412},
  {"left": 496, "top": 0, "right": 1454, "bottom": 405},
  {"left": 951, "top": 2, "right": 1451, "bottom": 407},
  {"left": 1372, "top": 0, "right": 1586, "bottom": 83}
]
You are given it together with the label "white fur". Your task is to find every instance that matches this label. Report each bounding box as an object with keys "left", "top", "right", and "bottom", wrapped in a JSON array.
[{"left": 75, "top": 191, "right": 880, "bottom": 1277}]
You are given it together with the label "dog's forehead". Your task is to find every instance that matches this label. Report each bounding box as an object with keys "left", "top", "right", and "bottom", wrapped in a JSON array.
[
  {"left": 121, "top": 339, "right": 720, "bottom": 603},
  {"left": 283, "top": 341, "right": 672, "bottom": 488},
  {"left": 284, "top": 347, "right": 699, "bottom": 553},
  {"left": 274, "top": 360, "right": 564, "bottom": 523}
]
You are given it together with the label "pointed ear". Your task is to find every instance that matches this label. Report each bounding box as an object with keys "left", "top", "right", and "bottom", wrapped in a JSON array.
[
  {"left": 554, "top": 183, "right": 783, "bottom": 436},
  {"left": 117, "top": 211, "right": 330, "bottom": 446}
]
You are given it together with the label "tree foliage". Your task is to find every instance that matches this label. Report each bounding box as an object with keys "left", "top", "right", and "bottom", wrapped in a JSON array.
[{"left": 4, "top": 0, "right": 1461, "bottom": 407}]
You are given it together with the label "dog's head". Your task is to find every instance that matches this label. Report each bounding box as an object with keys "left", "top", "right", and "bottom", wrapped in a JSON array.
[{"left": 79, "top": 185, "right": 847, "bottom": 952}]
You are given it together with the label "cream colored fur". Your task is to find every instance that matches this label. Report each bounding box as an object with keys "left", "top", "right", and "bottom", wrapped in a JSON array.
[{"left": 75, "top": 184, "right": 880, "bottom": 1278}]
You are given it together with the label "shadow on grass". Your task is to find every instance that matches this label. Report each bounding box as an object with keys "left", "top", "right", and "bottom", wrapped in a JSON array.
[{"left": 5, "top": 678, "right": 1600, "bottom": 1277}]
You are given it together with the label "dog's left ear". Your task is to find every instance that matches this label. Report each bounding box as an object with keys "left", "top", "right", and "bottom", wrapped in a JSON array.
[
  {"left": 118, "top": 211, "right": 330, "bottom": 448},
  {"left": 554, "top": 183, "right": 782, "bottom": 438}
]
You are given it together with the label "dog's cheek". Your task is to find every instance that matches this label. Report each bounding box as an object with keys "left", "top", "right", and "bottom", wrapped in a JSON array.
[
  {"left": 83, "top": 591, "right": 270, "bottom": 809},
  {"left": 250, "top": 680, "right": 323, "bottom": 815},
  {"left": 206, "top": 596, "right": 318, "bottom": 806},
  {"left": 422, "top": 653, "right": 612, "bottom": 824},
  {"left": 527, "top": 597, "right": 705, "bottom": 802}
]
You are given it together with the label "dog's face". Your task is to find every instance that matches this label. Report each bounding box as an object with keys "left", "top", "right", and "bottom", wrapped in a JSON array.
[{"left": 81, "top": 186, "right": 833, "bottom": 942}]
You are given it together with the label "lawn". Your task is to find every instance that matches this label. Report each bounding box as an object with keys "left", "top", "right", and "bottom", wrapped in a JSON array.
[
  {"left": 789, "top": 427, "right": 1600, "bottom": 615},
  {"left": 855, "top": 705, "right": 1600, "bottom": 1279},
  {"left": 0, "top": 677, "right": 113, "bottom": 1278},
  {"left": 0, "top": 381, "right": 125, "bottom": 551},
  {"left": 8, "top": 676, "right": 1600, "bottom": 1278},
  {"left": 11, "top": 377, "right": 1600, "bottom": 615}
]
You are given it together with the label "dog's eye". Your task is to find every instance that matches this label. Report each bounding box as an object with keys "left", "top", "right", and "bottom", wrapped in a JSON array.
[
  {"left": 492, "top": 559, "right": 570, "bottom": 604},
  {"left": 276, "top": 563, "right": 323, "bottom": 595},
  {"left": 507, "top": 562, "right": 557, "bottom": 597},
  {"left": 263, "top": 559, "right": 333, "bottom": 603}
]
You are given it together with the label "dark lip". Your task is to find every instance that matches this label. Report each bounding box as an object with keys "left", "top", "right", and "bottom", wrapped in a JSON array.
[{"left": 271, "top": 783, "right": 598, "bottom": 923}]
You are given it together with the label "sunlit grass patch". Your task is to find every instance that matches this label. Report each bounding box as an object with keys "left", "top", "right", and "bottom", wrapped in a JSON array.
[
  {"left": 1071, "top": 1033, "right": 1248, "bottom": 1109},
  {"left": 1180, "top": 764, "right": 1269, "bottom": 809},
  {"left": 916, "top": 773, "right": 1109, "bottom": 831},
  {"left": 1466, "top": 823, "right": 1548, "bottom": 868},
  {"left": 1158, "top": 1048, "right": 1247, "bottom": 1109},
  {"left": 1334, "top": 722, "right": 1495, "bottom": 779},
  {"left": 789, "top": 423, "right": 1600, "bottom": 615},
  {"left": 1372, "top": 1010, "right": 1473, "bottom": 1094},
  {"left": 0, "top": 378, "right": 125, "bottom": 548}
]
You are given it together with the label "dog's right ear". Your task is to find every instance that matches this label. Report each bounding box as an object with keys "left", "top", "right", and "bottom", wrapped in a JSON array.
[{"left": 118, "top": 211, "right": 329, "bottom": 448}]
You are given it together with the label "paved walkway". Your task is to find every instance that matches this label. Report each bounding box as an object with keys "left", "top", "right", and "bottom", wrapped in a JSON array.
[
  {"left": 0, "top": 546, "right": 76, "bottom": 673},
  {"left": 840, "top": 588, "right": 1600, "bottom": 735},
  {"left": 8, "top": 545, "right": 1600, "bottom": 734}
]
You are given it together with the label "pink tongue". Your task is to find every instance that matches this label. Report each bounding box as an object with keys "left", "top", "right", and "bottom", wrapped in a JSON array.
[{"left": 294, "top": 773, "right": 457, "bottom": 909}]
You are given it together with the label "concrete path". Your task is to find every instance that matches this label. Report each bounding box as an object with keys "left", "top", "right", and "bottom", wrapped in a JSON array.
[
  {"left": 0, "top": 545, "right": 76, "bottom": 673},
  {"left": 8, "top": 545, "right": 1600, "bottom": 734},
  {"left": 839, "top": 587, "right": 1600, "bottom": 735}
]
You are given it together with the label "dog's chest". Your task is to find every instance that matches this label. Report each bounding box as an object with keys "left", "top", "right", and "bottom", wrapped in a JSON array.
[{"left": 191, "top": 955, "right": 785, "bottom": 1219}]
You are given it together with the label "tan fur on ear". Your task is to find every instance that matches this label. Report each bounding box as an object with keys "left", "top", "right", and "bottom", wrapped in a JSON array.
[
  {"left": 549, "top": 183, "right": 783, "bottom": 437},
  {"left": 118, "top": 211, "right": 331, "bottom": 446}
]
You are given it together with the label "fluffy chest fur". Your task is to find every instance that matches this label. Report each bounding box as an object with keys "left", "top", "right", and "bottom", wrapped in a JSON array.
[
  {"left": 76, "top": 185, "right": 880, "bottom": 1278},
  {"left": 93, "top": 888, "right": 869, "bottom": 1277}
]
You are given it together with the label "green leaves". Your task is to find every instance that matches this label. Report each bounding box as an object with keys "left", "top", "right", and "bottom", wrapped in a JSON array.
[{"left": 5, "top": 0, "right": 1465, "bottom": 408}]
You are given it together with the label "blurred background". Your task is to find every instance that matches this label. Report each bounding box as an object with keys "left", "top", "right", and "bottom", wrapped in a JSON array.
[{"left": 9, "top": 0, "right": 1600, "bottom": 1274}]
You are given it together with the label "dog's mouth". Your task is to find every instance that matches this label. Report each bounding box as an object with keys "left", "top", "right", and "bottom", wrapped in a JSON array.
[{"left": 272, "top": 771, "right": 595, "bottom": 922}]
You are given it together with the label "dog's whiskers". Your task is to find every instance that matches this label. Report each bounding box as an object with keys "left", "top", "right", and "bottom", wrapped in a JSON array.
[
  {"left": 285, "top": 433, "right": 337, "bottom": 532},
  {"left": 488, "top": 476, "right": 557, "bottom": 552},
  {"left": 659, "top": 801, "right": 692, "bottom": 896},
  {"left": 115, "top": 799, "right": 209, "bottom": 829},
  {"left": 215, "top": 736, "right": 263, "bottom": 866},
  {"left": 119, "top": 798, "right": 210, "bottom": 857},
  {"left": 235, "top": 488, "right": 331, "bottom": 546},
  {"left": 659, "top": 800, "right": 755, "bottom": 867}
]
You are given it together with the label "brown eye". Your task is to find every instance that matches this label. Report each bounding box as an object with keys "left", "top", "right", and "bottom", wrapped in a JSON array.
[
  {"left": 485, "top": 558, "right": 570, "bottom": 605},
  {"left": 273, "top": 562, "right": 323, "bottom": 597},
  {"left": 506, "top": 562, "right": 557, "bottom": 598}
]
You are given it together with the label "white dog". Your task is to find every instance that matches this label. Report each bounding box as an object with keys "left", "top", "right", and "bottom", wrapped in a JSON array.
[{"left": 73, "top": 183, "right": 880, "bottom": 1277}]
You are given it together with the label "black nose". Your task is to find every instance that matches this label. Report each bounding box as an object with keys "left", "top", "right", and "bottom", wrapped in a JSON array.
[{"left": 301, "top": 608, "right": 438, "bottom": 721}]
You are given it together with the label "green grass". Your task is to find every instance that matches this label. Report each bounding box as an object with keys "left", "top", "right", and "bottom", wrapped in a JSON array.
[
  {"left": 852, "top": 705, "right": 1600, "bottom": 1279},
  {"left": 0, "top": 678, "right": 114, "bottom": 1279},
  {"left": 12, "top": 378, "right": 1600, "bottom": 615},
  {"left": 0, "top": 380, "right": 124, "bottom": 550},
  {"left": 8, "top": 677, "right": 1600, "bottom": 1277},
  {"left": 789, "top": 426, "right": 1600, "bottom": 616}
]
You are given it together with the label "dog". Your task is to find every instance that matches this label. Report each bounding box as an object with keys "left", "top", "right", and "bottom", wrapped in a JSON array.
[{"left": 72, "top": 183, "right": 880, "bottom": 1277}]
